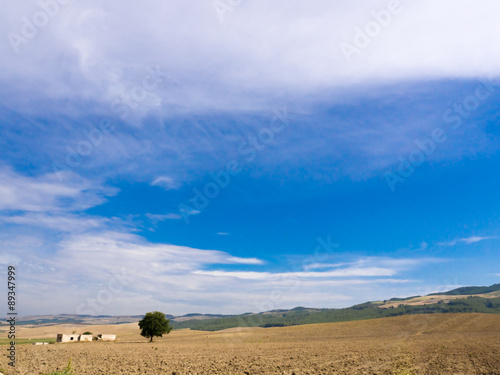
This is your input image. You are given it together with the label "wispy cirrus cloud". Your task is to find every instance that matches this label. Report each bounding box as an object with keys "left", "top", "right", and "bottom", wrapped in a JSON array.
[
  {"left": 16, "top": 229, "right": 427, "bottom": 315},
  {"left": 225, "top": 256, "right": 263, "bottom": 265},
  {"left": 0, "top": 212, "right": 109, "bottom": 233},
  {"left": 0, "top": 167, "right": 117, "bottom": 213},
  {"left": 303, "top": 257, "right": 443, "bottom": 271},
  {"left": 14, "top": 229, "right": 269, "bottom": 314},
  {"left": 2, "top": 0, "right": 500, "bottom": 116},
  {"left": 196, "top": 256, "right": 444, "bottom": 281},
  {"left": 0, "top": 0, "right": 499, "bottom": 191},
  {"left": 145, "top": 213, "right": 182, "bottom": 223},
  {"left": 438, "top": 236, "right": 497, "bottom": 247},
  {"left": 151, "top": 176, "right": 181, "bottom": 190},
  {"left": 193, "top": 267, "right": 397, "bottom": 280}
]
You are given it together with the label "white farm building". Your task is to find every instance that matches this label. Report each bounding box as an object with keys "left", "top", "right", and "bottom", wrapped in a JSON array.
[
  {"left": 56, "top": 334, "right": 80, "bottom": 343},
  {"left": 56, "top": 333, "right": 116, "bottom": 343}
]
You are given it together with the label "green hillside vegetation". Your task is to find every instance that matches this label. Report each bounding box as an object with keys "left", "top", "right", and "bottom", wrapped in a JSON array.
[
  {"left": 171, "top": 296, "right": 500, "bottom": 331},
  {"left": 3, "top": 284, "right": 500, "bottom": 331},
  {"left": 387, "top": 295, "right": 421, "bottom": 302},
  {"left": 428, "top": 284, "right": 500, "bottom": 296},
  {"left": 0, "top": 338, "right": 56, "bottom": 346}
]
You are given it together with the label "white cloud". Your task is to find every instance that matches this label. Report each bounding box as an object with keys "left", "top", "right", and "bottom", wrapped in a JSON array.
[
  {"left": 193, "top": 267, "right": 396, "bottom": 280},
  {"left": 303, "top": 262, "right": 350, "bottom": 270},
  {"left": 1, "top": 0, "right": 500, "bottom": 117},
  {"left": 0, "top": 253, "right": 21, "bottom": 266},
  {"left": 10, "top": 226, "right": 437, "bottom": 315},
  {"left": 145, "top": 213, "right": 182, "bottom": 223},
  {"left": 438, "top": 236, "right": 497, "bottom": 247},
  {"left": 303, "top": 257, "right": 443, "bottom": 271},
  {"left": 151, "top": 176, "right": 180, "bottom": 190},
  {"left": 0, "top": 212, "right": 110, "bottom": 233},
  {"left": 13, "top": 230, "right": 271, "bottom": 314},
  {"left": 225, "top": 256, "right": 264, "bottom": 265},
  {"left": 0, "top": 1, "right": 497, "bottom": 189},
  {"left": 52, "top": 231, "right": 264, "bottom": 270},
  {"left": 290, "top": 278, "right": 413, "bottom": 287},
  {"left": 0, "top": 167, "right": 117, "bottom": 213}
]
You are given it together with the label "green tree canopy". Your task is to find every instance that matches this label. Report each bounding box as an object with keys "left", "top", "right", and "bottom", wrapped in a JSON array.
[{"left": 138, "top": 311, "right": 172, "bottom": 342}]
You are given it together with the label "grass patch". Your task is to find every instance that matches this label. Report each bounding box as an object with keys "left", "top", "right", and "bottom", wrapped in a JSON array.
[
  {"left": 42, "top": 359, "right": 73, "bottom": 375},
  {"left": 0, "top": 338, "right": 56, "bottom": 345}
]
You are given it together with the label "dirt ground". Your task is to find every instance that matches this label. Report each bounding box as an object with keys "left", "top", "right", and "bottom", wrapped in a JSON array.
[{"left": 1, "top": 313, "right": 499, "bottom": 374}]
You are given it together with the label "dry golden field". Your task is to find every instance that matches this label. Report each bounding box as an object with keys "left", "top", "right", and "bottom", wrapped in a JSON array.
[
  {"left": 1, "top": 313, "right": 499, "bottom": 374},
  {"left": 378, "top": 291, "right": 500, "bottom": 308}
]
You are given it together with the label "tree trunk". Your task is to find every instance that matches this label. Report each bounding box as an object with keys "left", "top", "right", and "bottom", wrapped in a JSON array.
[{"left": 150, "top": 336, "right": 153, "bottom": 342}]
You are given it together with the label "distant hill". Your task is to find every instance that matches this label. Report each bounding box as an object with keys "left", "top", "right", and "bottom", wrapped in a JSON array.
[
  {"left": 2, "top": 283, "right": 500, "bottom": 331},
  {"left": 0, "top": 314, "right": 147, "bottom": 327},
  {"left": 170, "top": 283, "right": 500, "bottom": 331},
  {"left": 0, "top": 313, "right": 233, "bottom": 328},
  {"left": 171, "top": 296, "right": 500, "bottom": 331},
  {"left": 428, "top": 283, "right": 500, "bottom": 296}
]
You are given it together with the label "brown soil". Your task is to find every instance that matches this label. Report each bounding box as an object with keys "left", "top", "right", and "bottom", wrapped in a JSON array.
[{"left": 2, "top": 313, "right": 499, "bottom": 374}]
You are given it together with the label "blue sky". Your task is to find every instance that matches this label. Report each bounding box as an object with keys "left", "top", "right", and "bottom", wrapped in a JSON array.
[{"left": 0, "top": 0, "right": 499, "bottom": 315}]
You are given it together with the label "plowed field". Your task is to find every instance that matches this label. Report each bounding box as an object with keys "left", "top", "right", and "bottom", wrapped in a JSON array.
[{"left": 2, "top": 313, "right": 499, "bottom": 374}]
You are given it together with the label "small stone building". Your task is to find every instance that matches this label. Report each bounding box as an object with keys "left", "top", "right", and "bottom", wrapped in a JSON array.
[
  {"left": 56, "top": 334, "right": 80, "bottom": 343},
  {"left": 57, "top": 333, "right": 116, "bottom": 343},
  {"left": 100, "top": 334, "right": 116, "bottom": 341}
]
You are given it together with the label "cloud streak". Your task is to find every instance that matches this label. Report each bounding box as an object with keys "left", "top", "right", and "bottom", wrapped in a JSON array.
[
  {"left": 2, "top": 0, "right": 500, "bottom": 114},
  {"left": 438, "top": 236, "right": 497, "bottom": 247},
  {"left": 0, "top": 167, "right": 116, "bottom": 213}
]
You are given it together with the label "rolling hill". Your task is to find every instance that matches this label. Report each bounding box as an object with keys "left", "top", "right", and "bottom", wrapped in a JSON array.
[{"left": 2, "top": 283, "right": 500, "bottom": 332}]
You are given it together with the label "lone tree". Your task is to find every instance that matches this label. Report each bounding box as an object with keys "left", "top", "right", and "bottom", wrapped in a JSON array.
[{"left": 138, "top": 311, "right": 172, "bottom": 342}]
